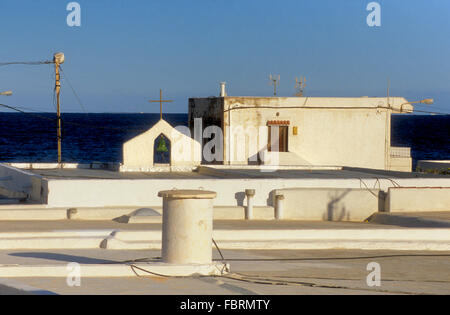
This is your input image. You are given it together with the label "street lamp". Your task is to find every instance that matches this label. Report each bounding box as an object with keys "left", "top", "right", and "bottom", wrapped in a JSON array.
[
  {"left": 414, "top": 98, "right": 434, "bottom": 105},
  {"left": 0, "top": 91, "right": 12, "bottom": 96},
  {"left": 400, "top": 98, "right": 434, "bottom": 112}
]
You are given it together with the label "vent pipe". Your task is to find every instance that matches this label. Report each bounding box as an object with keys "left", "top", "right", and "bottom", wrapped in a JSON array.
[{"left": 220, "top": 82, "right": 227, "bottom": 97}]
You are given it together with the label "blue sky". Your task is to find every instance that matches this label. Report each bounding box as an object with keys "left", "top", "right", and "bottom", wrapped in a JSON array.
[{"left": 0, "top": 0, "right": 449, "bottom": 113}]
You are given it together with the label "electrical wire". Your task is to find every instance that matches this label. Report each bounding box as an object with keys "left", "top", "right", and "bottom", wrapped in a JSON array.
[
  {"left": 212, "top": 241, "right": 450, "bottom": 294},
  {"left": 50, "top": 64, "right": 58, "bottom": 112},
  {"left": 54, "top": 240, "right": 449, "bottom": 293},
  {"left": 212, "top": 238, "right": 225, "bottom": 261},
  {"left": 0, "top": 102, "right": 143, "bottom": 132},
  {"left": 208, "top": 241, "right": 447, "bottom": 294},
  {"left": 59, "top": 65, "right": 88, "bottom": 113},
  {"left": 223, "top": 103, "right": 450, "bottom": 116},
  {"left": 58, "top": 65, "right": 112, "bottom": 156},
  {"left": 123, "top": 239, "right": 230, "bottom": 278},
  {"left": 0, "top": 103, "right": 52, "bottom": 114},
  {"left": 358, "top": 178, "right": 380, "bottom": 199},
  {"left": 217, "top": 272, "right": 434, "bottom": 295},
  {"left": 0, "top": 60, "right": 53, "bottom": 66},
  {"left": 0, "top": 103, "right": 55, "bottom": 122},
  {"left": 128, "top": 263, "right": 187, "bottom": 278},
  {"left": 121, "top": 260, "right": 442, "bottom": 294},
  {"left": 239, "top": 273, "right": 450, "bottom": 284},
  {"left": 212, "top": 253, "right": 450, "bottom": 262},
  {"left": 126, "top": 262, "right": 229, "bottom": 279},
  {"left": 408, "top": 109, "right": 450, "bottom": 115}
]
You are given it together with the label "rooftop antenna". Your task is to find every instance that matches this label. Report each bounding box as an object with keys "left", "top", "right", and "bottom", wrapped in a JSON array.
[
  {"left": 269, "top": 74, "right": 280, "bottom": 96},
  {"left": 294, "top": 76, "right": 306, "bottom": 97}
]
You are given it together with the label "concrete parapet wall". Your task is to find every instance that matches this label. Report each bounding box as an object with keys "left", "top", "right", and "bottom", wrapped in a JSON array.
[
  {"left": 44, "top": 178, "right": 384, "bottom": 208},
  {"left": 196, "top": 165, "right": 342, "bottom": 177},
  {"left": 0, "top": 164, "right": 44, "bottom": 202},
  {"left": 119, "top": 165, "right": 197, "bottom": 173},
  {"left": 2, "top": 227, "right": 449, "bottom": 251},
  {"left": 0, "top": 205, "right": 274, "bottom": 221},
  {"left": 6, "top": 162, "right": 120, "bottom": 171},
  {"left": 389, "top": 157, "right": 412, "bottom": 172},
  {"left": 273, "top": 188, "right": 381, "bottom": 221},
  {"left": 41, "top": 176, "right": 450, "bottom": 209},
  {"left": 416, "top": 160, "right": 450, "bottom": 174},
  {"left": 386, "top": 187, "right": 450, "bottom": 212},
  {"left": 367, "top": 212, "right": 450, "bottom": 227}
]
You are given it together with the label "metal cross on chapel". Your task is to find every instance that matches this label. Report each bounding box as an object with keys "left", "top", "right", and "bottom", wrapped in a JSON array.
[{"left": 149, "top": 89, "right": 173, "bottom": 120}]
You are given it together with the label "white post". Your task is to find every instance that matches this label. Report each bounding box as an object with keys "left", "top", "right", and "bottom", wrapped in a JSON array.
[
  {"left": 158, "top": 189, "right": 217, "bottom": 264},
  {"left": 245, "top": 189, "right": 255, "bottom": 220},
  {"left": 275, "top": 194, "right": 284, "bottom": 220},
  {"left": 220, "top": 82, "right": 227, "bottom": 97}
]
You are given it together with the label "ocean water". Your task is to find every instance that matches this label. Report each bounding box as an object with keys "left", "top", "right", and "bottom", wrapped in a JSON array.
[
  {"left": 0, "top": 113, "right": 187, "bottom": 163},
  {"left": 0, "top": 113, "right": 448, "bottom": 167}
]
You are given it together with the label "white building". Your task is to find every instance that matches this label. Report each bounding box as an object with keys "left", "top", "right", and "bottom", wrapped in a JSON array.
[{"left": 188, "top": 95, "right": 414, "bottom": 171}]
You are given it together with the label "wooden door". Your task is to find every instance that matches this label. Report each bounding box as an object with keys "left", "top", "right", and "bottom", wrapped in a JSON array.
[{"left": 268, "top": 126, "right": 288, "bottom": 152}]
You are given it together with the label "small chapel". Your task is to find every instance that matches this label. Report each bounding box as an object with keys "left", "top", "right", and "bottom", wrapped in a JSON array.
[{"left": 121, "top": 90, "right": 201, "bottom": 172}]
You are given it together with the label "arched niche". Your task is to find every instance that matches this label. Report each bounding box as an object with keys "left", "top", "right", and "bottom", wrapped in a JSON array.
[{"left": 153, "top": 133, "right": 171, "bottom": 165}]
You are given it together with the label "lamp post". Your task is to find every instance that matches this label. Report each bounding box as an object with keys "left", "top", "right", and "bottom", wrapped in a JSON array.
[{"left": 0, "top": 91, "right": 12, "bottom": 96}]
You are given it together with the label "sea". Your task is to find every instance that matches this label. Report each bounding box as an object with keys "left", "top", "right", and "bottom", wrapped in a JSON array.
[{"left": 0, "top": 113, "right": 448, "bottom": 169}]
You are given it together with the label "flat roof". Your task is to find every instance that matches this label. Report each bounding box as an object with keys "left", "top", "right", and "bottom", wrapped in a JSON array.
[
  {"left": 190, "top": 96, "right": 411, "bottom": 111},
  {"left": 27, "top": 167, "right": 449, "bottom": 180}
]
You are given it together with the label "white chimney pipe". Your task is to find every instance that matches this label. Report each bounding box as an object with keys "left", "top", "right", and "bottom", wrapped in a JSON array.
[{"left": 220, "top": 82, "right": 227, "bottom": 97}]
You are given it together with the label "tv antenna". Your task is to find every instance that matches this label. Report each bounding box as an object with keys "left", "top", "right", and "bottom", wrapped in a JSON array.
[
  {"left": 294, "top": 76, "right": 306, "bottom": 97},
  {"left": 269, "top": 74, "right": 280, "bottom": 96}
]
